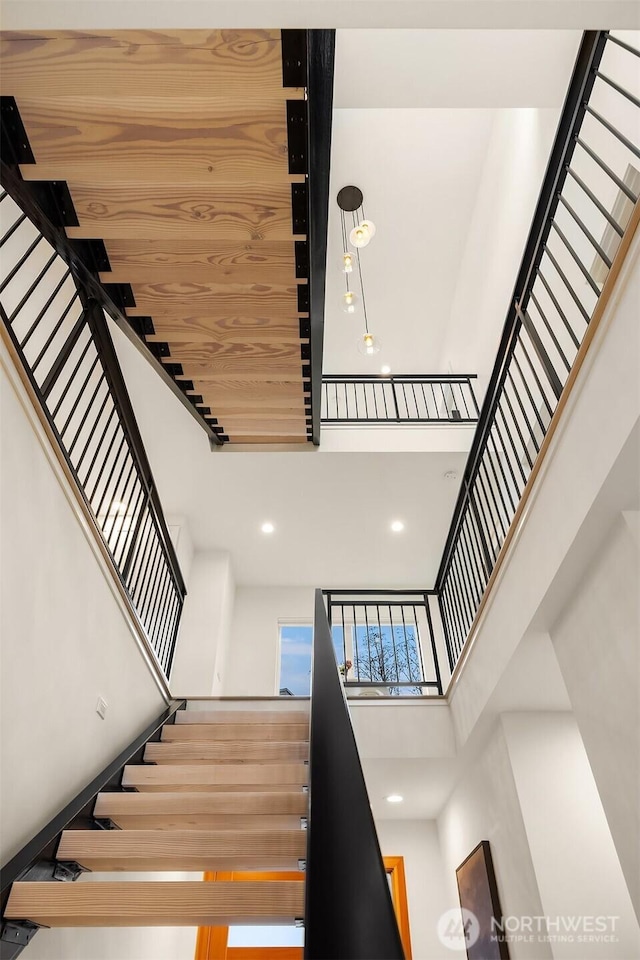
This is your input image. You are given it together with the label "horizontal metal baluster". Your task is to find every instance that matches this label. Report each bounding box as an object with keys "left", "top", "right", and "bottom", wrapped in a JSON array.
[
  {"left": 534, "top": 270, "right": 581, "bottom": 351},
  {"left": 517, "top": 334, "right": 554, "bottom": 418},
  {"left": 74, "top": 393, "right": 112, "bottom": 476},
  {"left": 92, "top": 431, "right": 128, "bottom": 520},
  {"left": 585, "top": 104, "right": 640, "bottom": 160},
  {"left": 550, "top": 220, "right": 602, "bottom": 297},
  {"left": 575, "top": 137, "right": 638, "bottom": 202},
  {"left": 86, "top": 413, "right": 122, "bottom": 504},
  {"left": 543, "top": 246, "right": 592, "bottom": 325},
  {"left": 50, "top": 336, "right": 93, "bottom": 418},
  {"left": 566, "top": 167, "right": 624, "bottom": 236},
  {"left": 11, "top": 252, "right": 58, "bottom": 330},
  {"left": 58, "top": 354, "right": 100, "bottom": 438},
  {"left": 511, "top": 351, "right": 546, "bottom": 435},
  {"left": 528, "top": 291, "right": 572, "bottom": 372},
  {"left": 0, "top": 211, "right": 27, "bottom": 249},
  {"left": 0, "top": 233, "right": 43, "bottom": 293},
  {"left": 32, "top": 288, "right": 80, "bottom": 376},
  {"left": 558, "top": 194, "right": 612, "bottom": 268},
  {"left": 606, "top": 34, "right": 640, "bottom": 58},
  {"left": 595, "top": 71, "right": 640, "bottom": 108}
]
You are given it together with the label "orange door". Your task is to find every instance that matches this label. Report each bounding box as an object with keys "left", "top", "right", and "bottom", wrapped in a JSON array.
[{"left": 195, "top": 859, "right": 412, "bottom": 960}]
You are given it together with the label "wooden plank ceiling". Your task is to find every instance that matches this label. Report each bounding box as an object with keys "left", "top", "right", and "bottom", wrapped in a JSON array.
[{"left": 0, "top": 29, "right": 312, "bottom": 443}]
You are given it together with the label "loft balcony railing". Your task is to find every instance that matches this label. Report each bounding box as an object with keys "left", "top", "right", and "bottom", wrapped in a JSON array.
[
  {"left": 0, "top": 191, "right": 185, "bottom": 679},
  {"left": 321, "top": 374, "right": 478, "bottom": 425},
  {"left": 436, "top": 30, "right": 640, "bottom": 672},
  {"left": 324, "top": 590, "right": 444, "bottom": 696}
]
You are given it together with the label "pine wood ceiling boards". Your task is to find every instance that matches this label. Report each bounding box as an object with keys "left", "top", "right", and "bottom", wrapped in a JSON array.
[{"left": 1, "top": 29, "right": 312, "bottom": 443}]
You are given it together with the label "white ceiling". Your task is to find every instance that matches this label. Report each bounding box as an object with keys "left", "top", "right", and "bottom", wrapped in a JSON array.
[
  {"left": 334, "top": 30, "right": 583, "bottom": 108},
  {"left": 111, "top": 321, "right": 466, "bottom": 586}
]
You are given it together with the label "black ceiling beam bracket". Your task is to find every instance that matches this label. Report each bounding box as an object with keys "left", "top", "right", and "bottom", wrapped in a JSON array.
[
  {"left": 0, "top": 97, "right": 35, "bottom": 165},
  {"left": 282, "top": 30, "right": 308, "bottom": 88}
]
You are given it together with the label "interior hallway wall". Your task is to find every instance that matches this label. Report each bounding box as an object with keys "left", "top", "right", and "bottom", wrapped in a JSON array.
[
  {"left": 224, "top": 586, "right": 315, "bottom": 696},
  {"left": 169, "top": 550, "right": 235, "bottom": 696},
  {"left": 438, "top": 720, "right": 551, "bottom": 960},
  {"left": 502, "top": 711, "right": 640, "bottom": 959},
  {"left": 550, "top": 514, "right": 640, "bottom": 918},
  {"left": 376, "top": 819, "right": 451, "bottom": 960},
  {"left": 0, "top": 361, "right": 166, "bottom": 864}
]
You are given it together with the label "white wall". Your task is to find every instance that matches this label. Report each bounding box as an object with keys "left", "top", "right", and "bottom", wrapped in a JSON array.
[
  {"left": 0, "top": 359, "right": 167, "bottom": 864},
  {"left": 438, "top": 719, "right": 551, "bottom": 960},
  {"left": 169, "top": 550, "right": 235, "bottom": 696},
  {"left": 440, "top": 107, "right": 562, "bottom": 402},
  {"left": 550, "top": 516, "right": 640, "bottom": 917},
  {"left": 502, "top": 712, "right": 640, "bottom": 959},
  {"left": 224, "top": 586, "right": 315, "bottom": 696},
  {"left": 376, "top": 819, "right": 451, "bottom": 960}
]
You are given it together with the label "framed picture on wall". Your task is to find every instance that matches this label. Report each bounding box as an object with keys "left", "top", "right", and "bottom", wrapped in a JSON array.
[{"left": 456, "top": 840, "right": 510, "bottom": 959}]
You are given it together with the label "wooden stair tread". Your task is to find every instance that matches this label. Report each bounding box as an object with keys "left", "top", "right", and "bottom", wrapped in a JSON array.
[
  {"left": 162, "top": 723, "right": 309, "bottom": 742},
  {"left": 122, "top": 763, "right": 308, "bottom": 791},
  {"left": 57, "top": 829, "right": 306, "bottom": 871},
  {"left": 144, "top": 740, "right": 309, "bottom": 763},
  {"left": 94, "top": 791, "right": 308, "bottom": 816},
  {"left": 5, "top": 880, "right": 305, "bottom": 926}
]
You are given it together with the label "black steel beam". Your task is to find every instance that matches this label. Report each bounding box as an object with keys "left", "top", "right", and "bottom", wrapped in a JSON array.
[{"left": 306, "top": 31, "right": 335, "bottom": 446}]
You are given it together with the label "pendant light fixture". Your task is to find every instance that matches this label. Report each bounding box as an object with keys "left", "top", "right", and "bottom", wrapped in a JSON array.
[{"left": 337, "top": 185, "right": 381, "bottom": 360}]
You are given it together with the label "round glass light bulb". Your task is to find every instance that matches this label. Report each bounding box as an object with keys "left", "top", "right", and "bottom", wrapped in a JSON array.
[
  {"left": 391, "top": 520, "right": 405, "bottom": 533},
  {"left": 342, "top": 290, "right": 358, "bottom": 314},
  {"left": 360, "top": 219, "right": 376, "bottom": 239},
  {"left": 349, "top": 223, "right": 371, "bottom": 248},
  {"left": 261, "top": 521, "right": 275, "bottom": 534},
  {"left": 357, "top": 332, "right": 382, "bottom": 356},
  {"left": 341, "top": 251, "right": 355, "bottom": 274},
  {"left": 380, "top": 365, "right": 391, "bottom": 375}
]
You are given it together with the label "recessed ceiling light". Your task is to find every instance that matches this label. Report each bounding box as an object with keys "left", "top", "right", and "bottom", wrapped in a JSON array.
[
  {"left": 390, "top": 520, "right": 404, "bottom": 533},
  {"left": 261, "top": 521, "right": 275, "bottom": 534},
  {"left": 381, "top": 365, "right": 391, "bottom": 375},
  {"left": 444, "top": 471, "right": 458, "bottom": 481},
  {"left": 386, "top": 794, "right": 404, "bottom": 803}
]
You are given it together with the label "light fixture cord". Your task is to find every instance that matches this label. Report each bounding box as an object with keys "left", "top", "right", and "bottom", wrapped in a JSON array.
[
  {"left": 340, "top": 209, "right": 350, "bottom": 293},
  {"left": 353, "top": 209, "right": 370, "bottom": 334}
]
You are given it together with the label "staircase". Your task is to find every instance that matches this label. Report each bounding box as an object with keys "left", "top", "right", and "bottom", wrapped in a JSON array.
[{"left": 4, "top": 703, "right": 309, "bottom": 939}]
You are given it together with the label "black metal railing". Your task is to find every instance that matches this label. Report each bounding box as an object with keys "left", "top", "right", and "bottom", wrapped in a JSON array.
[
  {"left": 324, "top": 590, "right": 444, "bottom": 695},
  {"left": 0, "top": 700, "right": 185, "bottom": 958},
  {"left": 305, "top": 590, "right": 404, "bottom": 959},
  {"left": 436, "top": 30, "right": 640, "bottom": 671},
  {"left": 321, "top": 374, "right": 479, "bottom": 424},
  {"left": 0, "top": 192, "right": 185, "bottom": 678}
]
